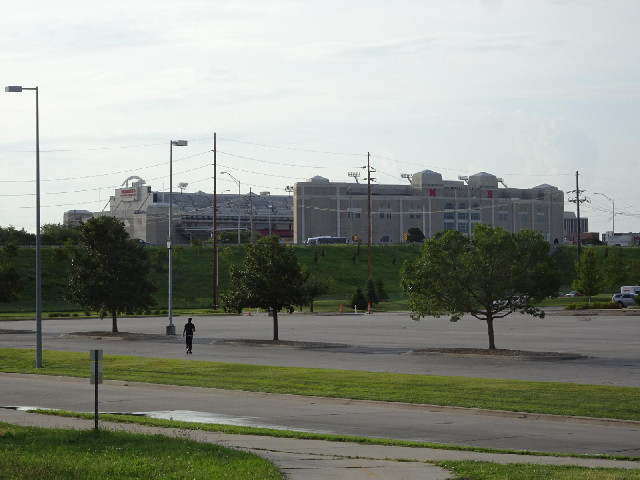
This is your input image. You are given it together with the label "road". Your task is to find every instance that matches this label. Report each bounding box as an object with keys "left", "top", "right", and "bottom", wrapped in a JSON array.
[{"left": 1, "top": 310, "right": 640, "bottom": 456}]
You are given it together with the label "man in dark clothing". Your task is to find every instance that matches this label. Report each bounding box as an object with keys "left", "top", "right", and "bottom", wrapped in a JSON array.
[{"left": 183, "top": 317, "right": 195, "bottom": 354}]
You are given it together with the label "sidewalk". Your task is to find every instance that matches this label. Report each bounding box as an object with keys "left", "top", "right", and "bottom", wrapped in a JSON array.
[{"left": 2, "top": 408, "right": 639, "bottom": 480}]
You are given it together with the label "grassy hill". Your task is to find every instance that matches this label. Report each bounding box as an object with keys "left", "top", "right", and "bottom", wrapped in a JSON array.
[{"left": 2, "top": 243, "right": 638, "bottom": 313}]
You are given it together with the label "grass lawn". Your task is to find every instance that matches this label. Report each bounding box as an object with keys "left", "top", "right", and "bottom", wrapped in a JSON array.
[
  {"left": 435, "top": 460, "right": 640, "bottom": 480},
  {"left": 2, "top": 348, "right": 640, "bottom": 421},
  {"left": 0, "top": 422, "right": 282, "bottom": 480}
]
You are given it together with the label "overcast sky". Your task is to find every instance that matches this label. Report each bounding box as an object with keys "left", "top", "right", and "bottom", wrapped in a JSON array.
[{"left": 2, "top": 0, "right": 639, "bottom": 235}]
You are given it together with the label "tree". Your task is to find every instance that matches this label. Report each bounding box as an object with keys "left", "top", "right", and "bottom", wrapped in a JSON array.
[
  {"left": 0, "top": 226, "right": 35, "bottom": 245},
  {"left": 227, "top": 235, "right": 305, "bottom": 340},
  {"left": 572, "top": 247, "right": 603, "bottom": 301},
  {"left": 65, "top": 216, "right": 156, "bottom": 333},
  {"left": 301, "top": 271, "right": 331, "bottom": 313},
  {"left": 365, "top": 278, "right": 378, "bottom": 305},
  {"left": 406, "top": 227, "right": 425, "bottom": 243},
  {"left": 401, "top": 224, "right": 561, "bottom": 350},
  {"left": 41, "top": 223, "right": 82, "bottom": 245},
  {"left": 351, "top": 286, "right": 368, "bottom": 310}
]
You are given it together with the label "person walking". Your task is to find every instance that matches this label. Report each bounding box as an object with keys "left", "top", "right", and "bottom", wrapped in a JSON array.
[{"left": 183, "top": 317, "right": 195, "bottom": 354}]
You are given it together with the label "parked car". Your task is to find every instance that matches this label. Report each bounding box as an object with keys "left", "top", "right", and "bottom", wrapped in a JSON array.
[
  {"left": 612, "top": 293, "right": 637, "bottom": 308},
  {"left": 563, "top": 291, "right": 582, "bottom": 297}
]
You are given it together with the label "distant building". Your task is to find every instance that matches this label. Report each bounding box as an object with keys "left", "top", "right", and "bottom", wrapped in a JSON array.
[
  {"left": 602, "top": 231, "right": 640, "bottom": 247},
  {"left": 63, "top": 209, "right": 93, "bottom": 227},
  {"left": 563, "top": 212, "right": 590, "bottom": 244},
  {"left": 293, "top": 171, "right": 564, "bottom": 245},
  {"left": 64, "top": 176, "right": 293, "bottom": 245}
]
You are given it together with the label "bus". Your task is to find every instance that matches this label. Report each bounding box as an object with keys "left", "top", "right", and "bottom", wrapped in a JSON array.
[{"left": 305, "top": 236, "right": 347, "bottom": 245}]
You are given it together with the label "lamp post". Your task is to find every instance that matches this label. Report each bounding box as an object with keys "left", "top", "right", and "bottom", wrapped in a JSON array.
[
  {"left": 5, "top": 85, "right": 41, "bottom": 368},
  {"left": 594, "top": 192, "right": 615, "bottom": 236},
  {"left": 221, "top": 172, "right": 241, "bottom": 245},
  {"left": 167, "top": 139, "right": 188, "bottom": 335},
  {"left": 268, "top": 204, "right": 273, "bottom": 236}
]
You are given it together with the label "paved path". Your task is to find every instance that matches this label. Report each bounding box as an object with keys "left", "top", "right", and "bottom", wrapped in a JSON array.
[{"left": 2, "top": 405, "right": 640, "bottom": 480}]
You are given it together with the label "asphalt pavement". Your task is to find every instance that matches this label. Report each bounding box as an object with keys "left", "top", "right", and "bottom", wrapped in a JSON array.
[{"left": 1, "top": 310, "right": 640, "bottom": 478}]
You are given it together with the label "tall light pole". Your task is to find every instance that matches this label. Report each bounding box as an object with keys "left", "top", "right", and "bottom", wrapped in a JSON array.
[
  {"left": 6, "top": 85, "right": 41, "bottom": 368},
  {"left": 221, "top": 172, "right": 241, "bottom": 245},
  {"left": 594, "top": 192, "right": 615, "bottom": 236},
  {"left": 167, "top": 139, "right": 188, "bottom": 335}
]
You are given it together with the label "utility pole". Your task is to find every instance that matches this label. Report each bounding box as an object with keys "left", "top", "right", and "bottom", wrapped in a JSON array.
[
  {"left": 213, "top": 132, "right": 218, "bottom": 309},
  {"left": 568, "top": 170, "right": 588, "bottom": 269},
  {"left": 362, "top": 153, "right": 376, "bottom": 278},
  {"left": 250, "top": 187, "right": 254, "bottom": 243}
]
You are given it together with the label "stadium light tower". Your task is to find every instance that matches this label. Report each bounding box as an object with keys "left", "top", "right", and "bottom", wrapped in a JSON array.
[
  {"left": 5, "top": 85, "right": 42, "bottom": 368},
  {"left": 348, "top": 171, "right": 360, "bottom": 184},
  {"left": 167, "top": 140, "right": 188, "bottom": 335}
]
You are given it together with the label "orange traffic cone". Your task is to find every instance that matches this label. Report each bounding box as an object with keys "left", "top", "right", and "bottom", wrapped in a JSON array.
[
  {"left": 367, "top": 302, "right": 371, "bottom": 314},
  {"left": 248, "top": 308, "right": 252, "bottom": 316},
  {"left": 340, "top": 302, "right": 343, "bottom": 314}
]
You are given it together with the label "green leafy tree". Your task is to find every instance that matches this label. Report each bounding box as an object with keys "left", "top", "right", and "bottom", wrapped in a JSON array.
[
  {"left": 401, "top": 224, "right": 561, "bottom": 350},
  {"left": 65, "top": 216, "right": 156, "bottom": 333},
  {"left": 406, "top": 227, "right": 425, "bottom": 243},
  {"left": 572, "top": 247, "right": 603, "bottom": 301},
  {"left": 0, "top": 226, "right": 35, "bottom": 245},
  {"left": 227, "top": 235, "right": 305, "bottom": 340},
  {"left": 301, "top": 271, "right": 331, "bottom": 313},
  {"left": 41, "top": 223, "right": 82, "bottom": 245}
]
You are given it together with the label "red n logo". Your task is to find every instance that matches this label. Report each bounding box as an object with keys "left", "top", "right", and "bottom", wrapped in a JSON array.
[
  {"left": 487, "top": 190, "right": 493, "bottom": 198},
  {"left": 429, "top": 188, "right": 436, "bottom": 197}
]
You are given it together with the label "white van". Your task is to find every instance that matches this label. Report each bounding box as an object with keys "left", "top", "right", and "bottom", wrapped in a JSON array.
[{"left": 620, "top": 286, "right": 640, "bottom": 294}]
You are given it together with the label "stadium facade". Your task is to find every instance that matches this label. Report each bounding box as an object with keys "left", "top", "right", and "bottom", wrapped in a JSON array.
[
  {"left": 66, "top": 171, "right": 564, "bottom": 246},
  {"left": 293, "top": 170, "right": 564, "bottom": 245},
  {"left": 65, "top": 176, "right": 293, "bottom": 245}
]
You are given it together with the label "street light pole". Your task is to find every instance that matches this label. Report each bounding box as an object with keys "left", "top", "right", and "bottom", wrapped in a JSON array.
[
  {"left": 5, "top": 85, "right": 41, "bottom": 368},
  {"left": 168, "top": 140, "right": 188, "bottom": 335},
  {"left": 221, "top": 172, "right": 241, "bottom": 245},
  {"left": 594, "top": 192, "right": 615, "bottom": 236}
]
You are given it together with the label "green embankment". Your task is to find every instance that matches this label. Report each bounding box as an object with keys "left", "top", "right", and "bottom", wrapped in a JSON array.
[{"left": 2, "top": 244, "right": 638, "bottom": 313}]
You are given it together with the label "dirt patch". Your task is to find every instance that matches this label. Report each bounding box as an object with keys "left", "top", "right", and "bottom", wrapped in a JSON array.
[
  {"left": 68, "top": 331, "right": 174, "bottom": 341},
  {"left": 215, "top": 339, "right": 346, "bottom": 349},
  {"left": 413, "top": 347, "right": 586, "bottom": 360}
]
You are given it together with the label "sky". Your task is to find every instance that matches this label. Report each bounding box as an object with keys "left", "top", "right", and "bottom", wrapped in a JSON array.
[{"left": 1, "top": 0, "right": 639, "bottom": 236}]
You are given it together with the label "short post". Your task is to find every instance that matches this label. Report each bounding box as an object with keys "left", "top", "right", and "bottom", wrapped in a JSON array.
[{"left": 90, "top": 349, "right": 103, "bottom": 430}]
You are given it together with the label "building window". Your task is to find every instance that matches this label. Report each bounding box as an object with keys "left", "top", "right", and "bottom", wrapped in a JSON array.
[
  {"left": 458, "top": 202, "right": 466, "bottom": 210},
  {"left": 444, "top": 222, "right": 455, "bottom": 231},
  {"left": 444, "top": 202, "right": 454, "bottom": 210},
  {"left": 471, "top": 212, "right": 481, "bottom": 221},
  {"left": 458, "top": 212, "right": 467, "bottom": 220},
  {"left": 520, "top": 212, "right": 528, "bottom": 222},
  {"left": 444, "top": 211, "right": 454, "bottom": 220},
  {"left": 457, "top": 222, "right": 469, "bottom": 233},
  {"left": 380, "top": 235, "right": 391, "bottom": 243},
  {"left": 380, "top": 212, "right": 385, "bottom": 219},
  {"left": 537, "top": 212, "right": 545, "bottom": 222},
  {"left": 498, "top": 212, "right": 508, "bottom": 222}
]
